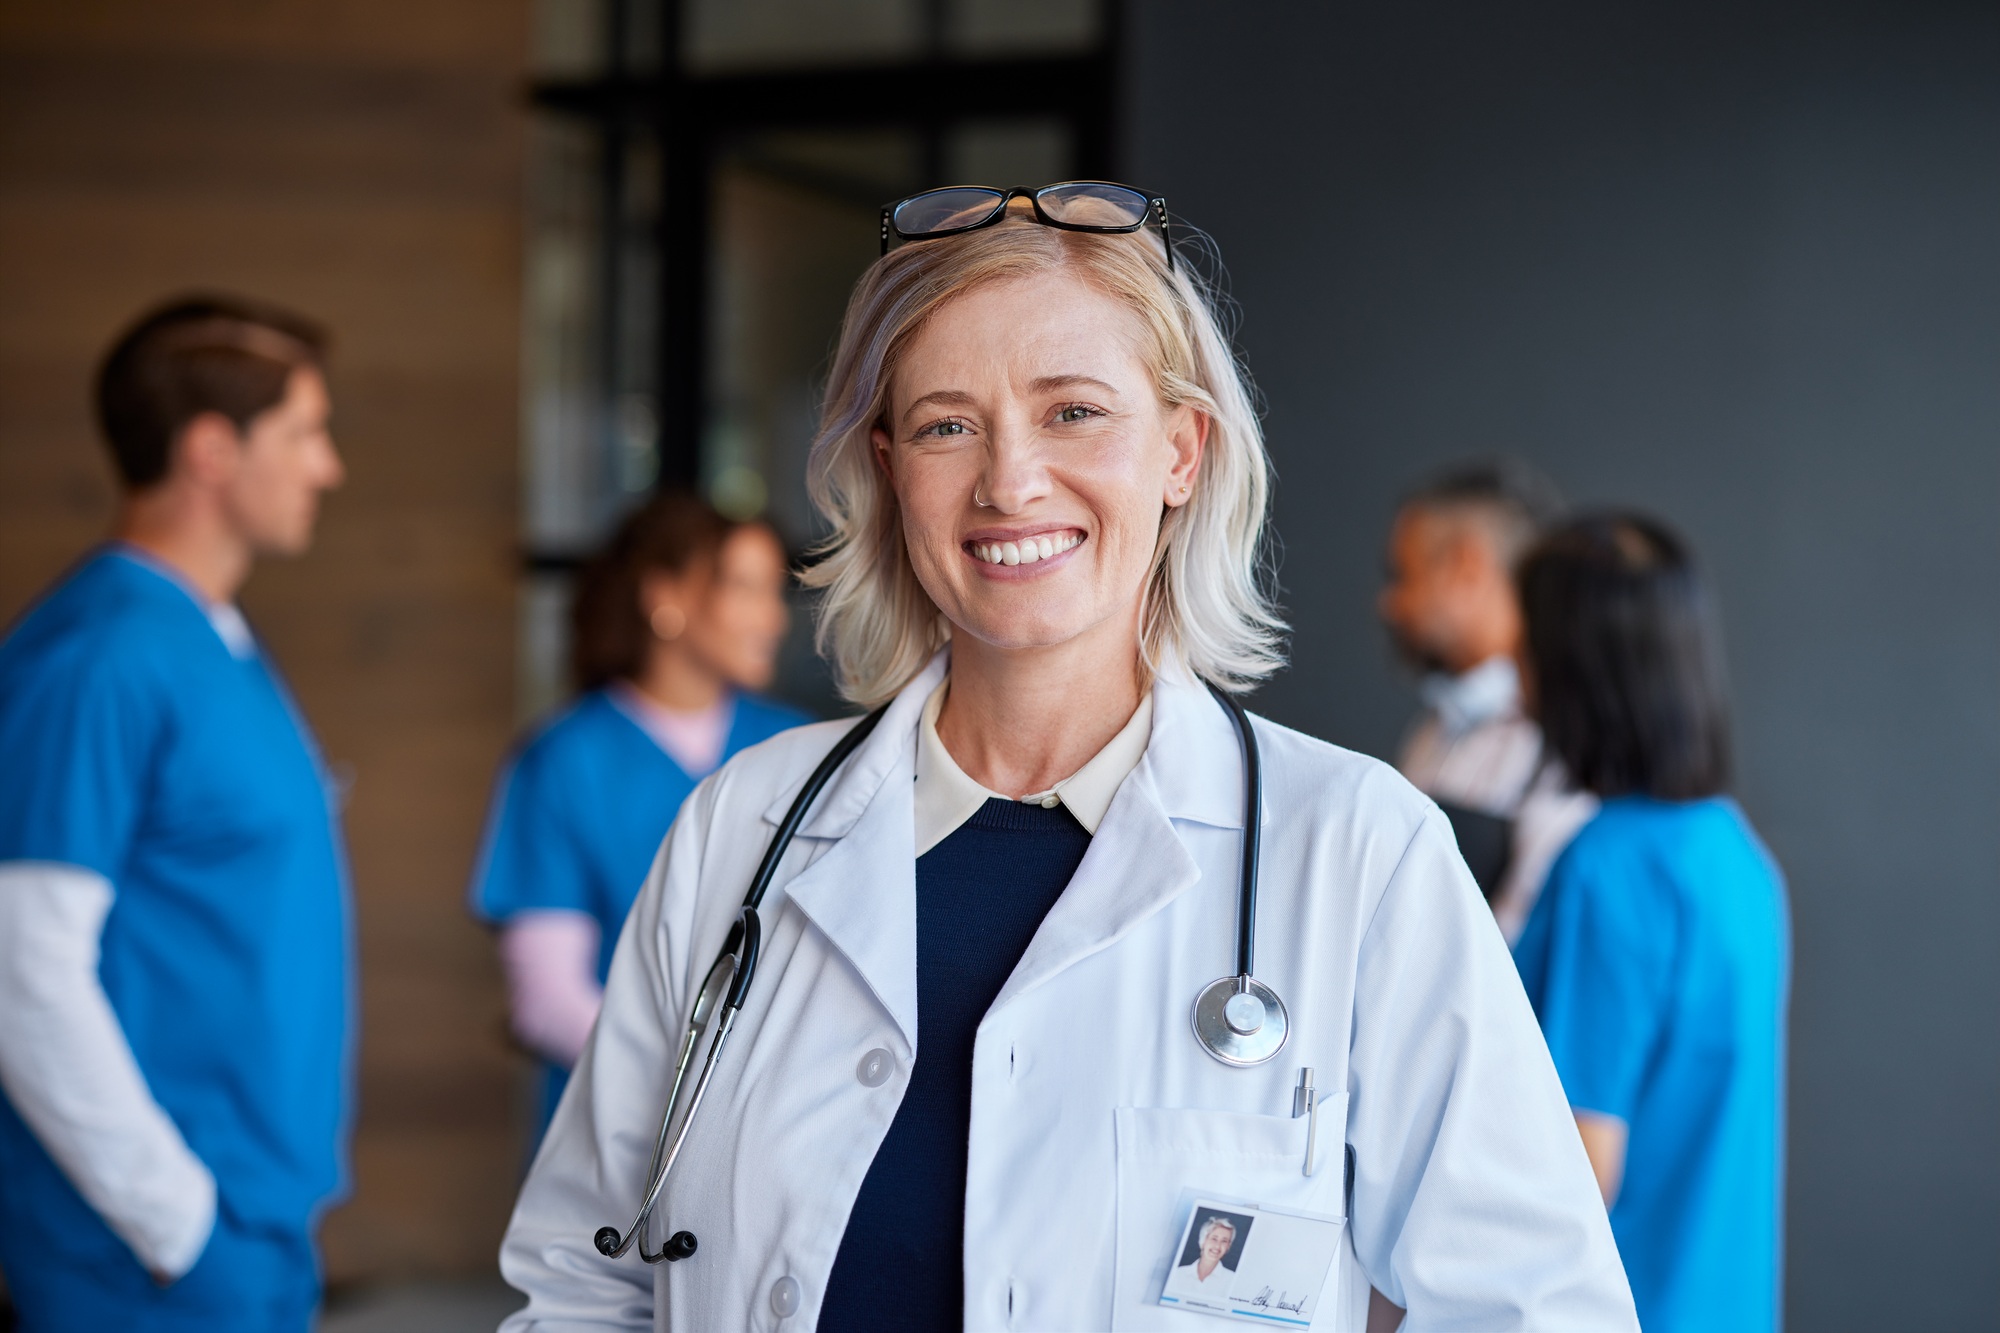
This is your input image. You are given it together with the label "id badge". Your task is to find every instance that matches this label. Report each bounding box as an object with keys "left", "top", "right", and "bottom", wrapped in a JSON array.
[{"left": 1156, "top": 1194, "right": 1344, "bottom": 1327}]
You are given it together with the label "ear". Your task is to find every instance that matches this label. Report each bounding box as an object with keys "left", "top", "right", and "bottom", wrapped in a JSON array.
[
  {"left": 1161, "top": 404, "right": 1209, "bottom": 507},
  {"left": 870, "top": 424, "right": 896, "bottom": 481},
  {"left": 639, "top": 568, "right": 683, "bottom": 617},
  {"left": 175, "top": 411, "right": 246, "bottom": 488}
]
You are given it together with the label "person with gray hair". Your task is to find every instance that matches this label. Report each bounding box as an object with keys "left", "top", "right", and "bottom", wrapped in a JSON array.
[{"left": 1379, "top": 458, "right": 1596, "bottom": 940}]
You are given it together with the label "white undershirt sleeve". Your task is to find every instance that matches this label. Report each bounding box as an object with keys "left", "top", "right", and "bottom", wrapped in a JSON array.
[
  {"left": 0, "top": 862, "right": 217, "bottom": 1279},
  {"left": 498, "top": 911, "right": 606, "bottom": 1070}
]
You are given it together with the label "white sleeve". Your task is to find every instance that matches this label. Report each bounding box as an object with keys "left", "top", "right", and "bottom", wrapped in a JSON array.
[
  {"left": 499, "top": 911, "right": 606, "bottom": 1070},
  {"left": 497, "top": 783, "right": 717, "bottom": 1331},
  {"left": 1346, "top": 809, "right": 1637, "bottom": 1331},
  {"left": 0, "top": 862, "right": 217, "bottom": 1279},
  {"left": 1492, "top": 772, "right": 1598, "bottom": 944}
]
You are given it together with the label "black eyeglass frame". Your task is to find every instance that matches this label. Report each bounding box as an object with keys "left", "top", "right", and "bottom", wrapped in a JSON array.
[{"left": 879, "top": 182, "right": 1174, "bottom": 272}]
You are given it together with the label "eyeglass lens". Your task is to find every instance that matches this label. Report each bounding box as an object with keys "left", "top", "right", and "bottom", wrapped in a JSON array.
[
  {"left": 1035, "top": 182, "right": 1150, "bottom": 228},
  {"left": 892, "top": 187, "right": 1008, "bottom": 237}
]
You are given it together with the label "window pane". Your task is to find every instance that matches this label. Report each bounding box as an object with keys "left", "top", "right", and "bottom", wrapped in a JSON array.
[
  {"left": 946, "top": 119, "right": 1074, "bottom": 188},
  {"left": 946, "top": 0, "right": 1099, "bottom": 57},
  {"left": 531, "top": 0, "right": 606, "bottom": 78},
  {"left": 521, "top": 119, "right": 661, "bottom": 555},
  {"left": 704, "top": 130, "right": 921, "bottom": 541},
  {"left": 684, "top": 0, "right": 924, "bottom": 72},
  {"left": 521, "top": 119, "right": 601, "bottom": 551}
]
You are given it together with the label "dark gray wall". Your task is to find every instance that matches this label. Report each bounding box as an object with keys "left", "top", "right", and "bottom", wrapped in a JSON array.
[{"left": 1127, "top": 3, "right": 2000, "bottom": 1327}]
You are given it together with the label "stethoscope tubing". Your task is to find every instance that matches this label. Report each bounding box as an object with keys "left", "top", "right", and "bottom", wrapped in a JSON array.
[
  {"left": 741, "top": 705, "right": 890, "bottom": 914},
  {"left": 1205, "top": 680, "right": 1262, "bottom": 982},
  {"left": 596, "top": 707, "right": 887, "bottom": 1262},
  {"left": 597, "top": 682, "right": 1274, "bottom": 1263}
]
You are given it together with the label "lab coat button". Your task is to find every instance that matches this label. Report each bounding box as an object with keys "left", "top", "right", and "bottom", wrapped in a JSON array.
[
  {"left": 856, "top": 1048, "right": 894, "bottom": 1087},
  {"left": 769, "top": 1275, "right": 802, "bottom": 1318}
]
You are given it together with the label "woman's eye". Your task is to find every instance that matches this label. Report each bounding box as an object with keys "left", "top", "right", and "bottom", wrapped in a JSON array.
[
  {"left": 915, "top": 418, "right": 968, "bottom": 439},
  {"left": 1055, "top": 404, "right": 1101, "bottom": 424}
]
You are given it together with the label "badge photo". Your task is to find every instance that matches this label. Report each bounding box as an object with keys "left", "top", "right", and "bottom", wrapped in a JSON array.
[{"left": 1157, "top": 1195, "right": 1345, "bottom": 1327}]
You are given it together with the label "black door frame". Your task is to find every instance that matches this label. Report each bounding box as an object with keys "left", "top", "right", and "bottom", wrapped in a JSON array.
[{"left": 528, "top": 0, "right": 1123, "bottom": 511}]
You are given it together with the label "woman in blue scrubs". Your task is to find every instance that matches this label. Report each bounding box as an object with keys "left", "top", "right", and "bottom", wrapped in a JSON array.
[
  {"left": 1512, "top": 512, "right": 1790, "bottom": 1333},
  {"left": 471, "top": 492, "right": 807, "bottom": 1136}
]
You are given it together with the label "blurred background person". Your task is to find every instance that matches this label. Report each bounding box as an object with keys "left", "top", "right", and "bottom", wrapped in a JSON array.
[
  {"left": 1513, "top": 512, "right": 1790, "bottom": 1333},
  {"left": 0, "top": 297, "right": 350, "bottom": 1331},
  {"left": 1378, "top": 458, "right": 1597, "bottom": 939},
  {"left": 469, "top": 492, "right": 807, "bottom": 1142}
]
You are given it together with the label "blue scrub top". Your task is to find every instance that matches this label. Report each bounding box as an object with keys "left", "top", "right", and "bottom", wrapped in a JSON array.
[
  {"left": 469, "top": 686, "right": 807, "bottom": 1123},
  {"left": 1514, "top": 796, "right": 1790, "bottom": 1333},
  {"left": 0, "top": 548, "right": 352, "bottom": 1329}
]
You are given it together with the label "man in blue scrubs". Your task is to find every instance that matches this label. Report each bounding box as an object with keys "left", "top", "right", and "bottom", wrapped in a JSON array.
[{"left": 0, "top": 297, "right": 351, "bottom": 1331}]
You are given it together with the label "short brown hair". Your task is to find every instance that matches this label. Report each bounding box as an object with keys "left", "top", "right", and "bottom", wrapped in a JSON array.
[
  {"left": 568, "top": 491, "right": 746, "bottom": 692},
  {"left": 95, "top": 294, "right": 328, "bottom": 489}
]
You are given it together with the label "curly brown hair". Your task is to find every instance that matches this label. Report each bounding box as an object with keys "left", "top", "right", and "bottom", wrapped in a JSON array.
[{"left": 568, "top": 491, "right": 742, "bottom": 692}]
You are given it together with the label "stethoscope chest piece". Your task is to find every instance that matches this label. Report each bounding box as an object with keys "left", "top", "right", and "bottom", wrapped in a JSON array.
[{"left": 1191, "top": 974, "right": 1289, "bottom": 1067}]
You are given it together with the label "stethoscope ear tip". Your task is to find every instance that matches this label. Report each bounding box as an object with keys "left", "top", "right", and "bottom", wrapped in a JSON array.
[{"left": 594, "top": 1227, "right": 623, "bottom": 1257}]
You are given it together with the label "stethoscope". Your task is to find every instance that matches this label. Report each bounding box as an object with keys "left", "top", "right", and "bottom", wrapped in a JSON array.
[{"left": 595, "top": 680, "right": 1287, "bottom": 1264}]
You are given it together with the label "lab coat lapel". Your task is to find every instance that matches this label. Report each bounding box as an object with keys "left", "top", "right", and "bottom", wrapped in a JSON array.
[
  {"left": 761, "top": 653, "right": 941, "bottom": 1052},
  {"left": 779, "top": 766, "right": 919, "bottom": 1050},
  {"left": 759, "top": 651, "right": 943, "bottom": 839},
  {"left": 987, "top": 674, "right": 1244, "bottom": 1013}
]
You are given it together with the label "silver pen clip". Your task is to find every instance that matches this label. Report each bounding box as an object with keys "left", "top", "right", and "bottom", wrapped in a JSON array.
[{"left": 1293, "top": 1066, "right": 1318, "bottom": 1177}]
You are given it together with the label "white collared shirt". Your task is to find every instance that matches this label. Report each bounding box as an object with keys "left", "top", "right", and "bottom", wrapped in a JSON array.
[
  {"left": 1398, "top": 655, "right": 1598, "bottom": 942},
  {"left": 911, "top": 679, "right": 1154, "bottom": 856}
]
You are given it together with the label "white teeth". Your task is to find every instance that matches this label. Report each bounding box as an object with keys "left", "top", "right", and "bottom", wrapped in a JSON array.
[{"left": 971, "top": 533, "right": 1082, "bottom": 565}]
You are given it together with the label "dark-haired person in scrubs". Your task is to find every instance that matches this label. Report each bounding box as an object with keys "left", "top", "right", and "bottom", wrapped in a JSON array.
[
  {"left": 470, "top": 492, "right": 807, "bottom": 1141},
  {"left": 1513, "top": 512, "right": 1790, "bottom": 1333},
  {"left": 0, "top": 297, "right": 350, "bottom": 1332}
]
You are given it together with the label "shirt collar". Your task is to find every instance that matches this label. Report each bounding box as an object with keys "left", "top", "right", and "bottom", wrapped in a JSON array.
[
  {"left": 912, "top": 677, "right": 1154, "bottom": 857},
  {"left": 1418, "top": 654, "right": 1521, "bottom": 737},
  {"left": 112, "top": 543, "right": 257, "bottom": 660},
  {"left": 606, "top": 682, "right": 736, "bottom": 777}
]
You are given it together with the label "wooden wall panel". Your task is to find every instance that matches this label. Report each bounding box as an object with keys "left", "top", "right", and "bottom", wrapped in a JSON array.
[{"left": 0, "top": 1, "right": 533, "bottom": 1283}]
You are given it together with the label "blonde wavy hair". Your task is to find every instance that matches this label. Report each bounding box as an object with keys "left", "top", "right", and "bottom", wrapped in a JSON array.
[{"left": 801, "top": 215, "right": 1285, "bottom": 706}]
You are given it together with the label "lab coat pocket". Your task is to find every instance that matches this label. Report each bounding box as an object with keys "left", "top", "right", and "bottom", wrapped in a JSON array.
[{"left": 1111, "top": 1099, "right": 1350, "bottom": 1331}]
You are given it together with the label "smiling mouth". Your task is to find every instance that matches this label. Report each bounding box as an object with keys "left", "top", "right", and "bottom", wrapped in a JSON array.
[{"left": 967, "top": 531, "right": 1084, "bottom": 566}]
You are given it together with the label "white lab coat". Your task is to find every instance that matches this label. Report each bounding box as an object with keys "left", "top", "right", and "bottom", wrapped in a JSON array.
[{"left": 497, "top": 654, "right": 1635, "bottom": 1332}]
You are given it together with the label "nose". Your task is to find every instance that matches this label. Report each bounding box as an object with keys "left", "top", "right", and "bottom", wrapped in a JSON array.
[
  {"left": 319, "top": 437, "right": 347, "bottom": 491},
  {"left": 975, "top": 423, "right": 1051, "bottom": 513}
]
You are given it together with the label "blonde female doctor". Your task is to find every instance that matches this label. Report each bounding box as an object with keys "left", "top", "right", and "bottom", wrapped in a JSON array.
[{"left": 497, "top": 185, "right": 1636, "bottom": 1332}]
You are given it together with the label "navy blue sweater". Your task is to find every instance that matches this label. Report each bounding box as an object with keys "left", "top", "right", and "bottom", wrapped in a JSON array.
[{"left": 818, "top": 797, "right": 1091, "bottom": 1331}]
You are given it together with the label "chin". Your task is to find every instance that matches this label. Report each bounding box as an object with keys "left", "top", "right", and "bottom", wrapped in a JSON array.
[
  {"left": 252, "top": 524, "right": 317, "bottom": 558},
  {"left": 950, "top": 606, "right": 1095, "bottom": 653}
]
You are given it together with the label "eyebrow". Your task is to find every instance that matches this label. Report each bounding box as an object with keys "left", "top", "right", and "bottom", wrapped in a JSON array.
[
  {"left": 901, "top": 374, "right": 1121, "bottom": 418},
  {"left": 901, "top": 388, "right": 980, "bottom": 420},
  {"left": 1028, "top": 374, "right": 1119, "bottom": 397}
]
